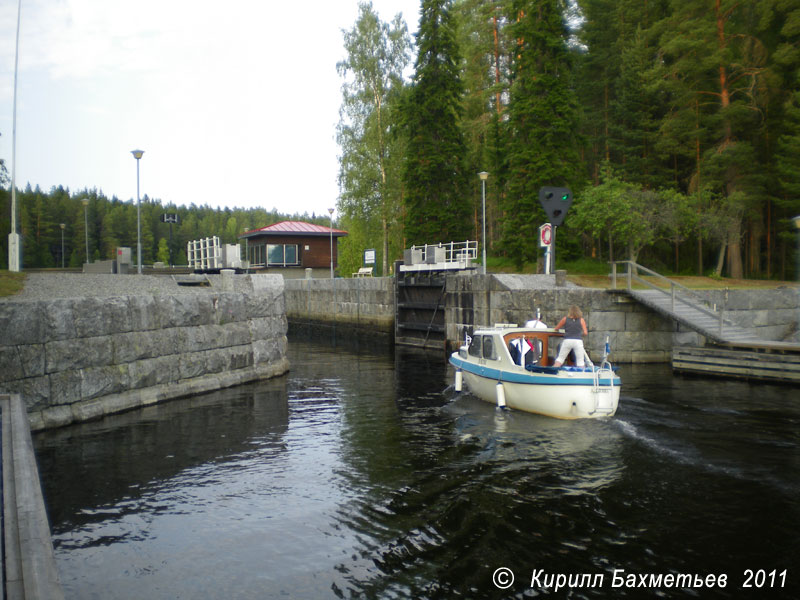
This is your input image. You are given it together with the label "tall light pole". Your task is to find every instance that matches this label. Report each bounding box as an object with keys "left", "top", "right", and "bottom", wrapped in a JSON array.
[
  {"left": 131, "top": 149, "right": 144, "bottom": 274},
  {"left": 328, "top": 208, "right": 335, "bottom": 279},
  {"left": 478, "top": 172, "right": 489, "bottom": 275},
  {"left": 793, "top": 215, "right": 800, "bottom": 281},
  {"left": 82, "top": 198, "right": 89, "bottom": 265},
  {"left": 8, "top": 0, "right": 23, "bottom": 271},
  {"left": 59, "top": 223, "right": 65, "bottom": 268}
]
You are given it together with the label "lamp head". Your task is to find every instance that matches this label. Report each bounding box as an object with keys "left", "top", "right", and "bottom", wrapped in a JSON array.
[
  {"left": 478, "top": 171, "right": 489, "bottom": 181},
  {"left": 131, "top": 149, "right": 144, "bottom": 160}
]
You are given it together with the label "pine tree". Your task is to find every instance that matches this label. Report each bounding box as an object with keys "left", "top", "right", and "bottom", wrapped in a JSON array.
[
  {"left": 402, "top": 0, "right": 471, "bottom": 246},
  {"left": 500, "top": 0, "right": 580, "bottom": 268}
]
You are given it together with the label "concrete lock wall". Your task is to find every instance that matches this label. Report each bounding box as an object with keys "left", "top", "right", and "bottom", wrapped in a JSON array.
[
  {"left": 446, "top": 274, "right": 681, "bottom": 363},
  {"left": 281, "top": 274, "right": 797, "bottom": 362},
  {"left": 284, "top": 277, "right": 395, "bottom": 336},
  {"left": 446, "top": 274, "right": 800, "bottom": 361},
  {"left": 0, "top": 275, "right": 289, "bottom": 431}
]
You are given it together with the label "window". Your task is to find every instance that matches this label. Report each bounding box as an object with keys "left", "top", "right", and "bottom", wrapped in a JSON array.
[
  {"left": 482, "top": 337, "right": 495, "bottom": 360},
  {"left": 468, "top": 335, "right": 482, "bottom": 357},
  {"left": 267, "top": 244, "right": 300, "bottom": 266},
  {"left": 249, "top": 244, "right": 266, "bottom": 266}
]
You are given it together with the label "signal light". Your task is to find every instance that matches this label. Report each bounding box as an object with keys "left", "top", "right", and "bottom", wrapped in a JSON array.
[{"left": 538, "top": 186, "right": 572, "bottom": 226}]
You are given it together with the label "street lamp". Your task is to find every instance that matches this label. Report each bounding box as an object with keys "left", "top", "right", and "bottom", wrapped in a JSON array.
[
  {"left": 60, "top": 223, "right": 65, "bottom": 268},
  {"left": 131, "top": 149, "right": 144, "bottom": 274},
  {"left": 478, "top": 172, "right": 489, "bottom": 275},
  {"left": 328, "top": 208, "right": 335, "bottom": 279},
  {"left": 82, "top": 198, "right": 89, "bottom": 265},
  {"left": 793, "top": 215, "right": 800, "bottom": 281}
]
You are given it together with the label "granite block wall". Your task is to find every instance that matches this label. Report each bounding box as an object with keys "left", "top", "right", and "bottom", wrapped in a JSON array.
[
  {"left": 0, "top": 275, "right": 289, "bottom": 431},
  {"left": 284, "top": 277, "right": 395, "bottom": 335}
]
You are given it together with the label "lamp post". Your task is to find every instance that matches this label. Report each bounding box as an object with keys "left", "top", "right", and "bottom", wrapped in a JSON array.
[
  {"left": 478, "top": 172, "right": 489, "bottom": 275},
  {"left": 59, "top": 223, "right": 65, "bottom": 268},
  {"left": 131, "top": 149, "right": 144, "bottom": 274},
  {"left": 82, "top": 198, "right": 89, "bottom": 265},
  {"left": 8, "top": 0, "right": 22, "bottom": 271},
  {"left": 328, "top": 208, "right": 335, "bottom": 279},
  {"left": 793, "top": 215, "right": 800, "bottom": 281}
]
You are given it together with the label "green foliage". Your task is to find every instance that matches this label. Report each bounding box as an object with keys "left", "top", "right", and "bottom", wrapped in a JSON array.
[
  {"left": 0, "top": 185, "right": 319, "bottom": 269},
  {"left": 156, "top": 238, "right": 170, "bottom": 264},
  {"left": 401, "top": 0, "right": 471, "bottom": 246},
  {"left": 337, "top": 1, "right": 410, "bottom": 275},
  {"left": 500, "top": 0, "right": 581, "bottom": 268}
]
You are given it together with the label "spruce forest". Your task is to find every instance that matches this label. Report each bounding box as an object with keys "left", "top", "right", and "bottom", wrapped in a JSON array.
[{"left": 3, "top": 0, "right": 800, "bottom": 279}]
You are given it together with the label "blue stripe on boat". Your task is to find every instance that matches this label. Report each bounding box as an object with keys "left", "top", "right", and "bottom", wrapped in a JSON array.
[{"left": 449, "top": 355, "right": 621, "bottom": 387}]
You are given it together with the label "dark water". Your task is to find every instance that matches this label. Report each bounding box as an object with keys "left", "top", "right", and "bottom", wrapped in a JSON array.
[{"left": 35, "top": 335, "right": 799, "bottom": 599}]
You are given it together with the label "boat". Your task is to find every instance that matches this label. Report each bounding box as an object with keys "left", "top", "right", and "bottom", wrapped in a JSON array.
[{"left": 449, "top": 321, "right": 621, "bottom": 419}]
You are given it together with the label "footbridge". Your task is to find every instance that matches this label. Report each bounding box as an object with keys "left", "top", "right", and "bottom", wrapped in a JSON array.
[
  {"left": 610, "top": 261, "right": 764, "bottom": 344},
  {"left": 611, "top": 261, "right": 800, "bottom": 382}
]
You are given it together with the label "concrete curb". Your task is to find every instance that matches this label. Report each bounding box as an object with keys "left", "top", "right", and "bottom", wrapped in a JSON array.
[{"left": 1, "top": 394, "right": 64, "bottom": 599}]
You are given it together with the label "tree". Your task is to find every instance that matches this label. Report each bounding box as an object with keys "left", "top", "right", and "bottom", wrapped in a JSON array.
[
  {"left": 401, "top": 0, "right": 471, "bottom": 246},
  {"left": 156, "top": 238, "right": 170, "bottom": 264},
  {"left": 337, "top": 1, "right": 411, "bottom": 274},
  {"left": 500, "top": 0, "right": 581, "bottom": 268},
  {"left": 571, "top": 169, "right": 662, "bottom": 263}
]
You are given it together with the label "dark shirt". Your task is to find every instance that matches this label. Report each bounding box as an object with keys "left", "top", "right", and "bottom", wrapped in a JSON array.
[{"left": 564, "top": 317, "right": 583, "bottom": 339}]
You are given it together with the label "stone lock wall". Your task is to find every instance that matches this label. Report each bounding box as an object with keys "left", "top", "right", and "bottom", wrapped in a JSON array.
[
  {"left": 445, "top": 274, "right": 799, "bottom": 362},
  {"left": 445, "top": 274, "right": 684, "bottom": 362},
  {"left": 0, "top": 275, "right": 289, "bottom": 431},
  {"left": 284, "top": 277, "right": 395, "bottom": 336}
]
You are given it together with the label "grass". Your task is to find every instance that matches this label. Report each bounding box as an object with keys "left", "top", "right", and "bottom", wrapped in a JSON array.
[
  {"left": 0, "top": 271, "right": 26, "bottom": 297},
  {"left": 486, "top": 256, "right": 795, "bottom": 290},
  {"left": 567, "top": 272, "right": 797, "bottom": 290}
]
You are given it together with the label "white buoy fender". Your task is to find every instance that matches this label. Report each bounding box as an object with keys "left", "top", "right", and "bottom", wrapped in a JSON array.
[
  {"left": 455, "top": 370, "right": 463, "bottom": 392},
  {"left": 496, "top": 383, "right": 507, "bottom": 408}
]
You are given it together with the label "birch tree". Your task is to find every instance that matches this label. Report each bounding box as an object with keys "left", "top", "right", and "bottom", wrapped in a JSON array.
[{"left": 337, "top": 1, "right": 411, "bottom": 275}]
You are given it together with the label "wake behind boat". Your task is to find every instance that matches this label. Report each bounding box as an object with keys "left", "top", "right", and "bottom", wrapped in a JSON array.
[{"left": 449, "top": 321, "right": 621, "bottom": 419}]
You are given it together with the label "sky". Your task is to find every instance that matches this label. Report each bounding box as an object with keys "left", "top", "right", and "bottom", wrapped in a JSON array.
[{"left": 0, "top": 0, "right": 421, "bottom": 217}]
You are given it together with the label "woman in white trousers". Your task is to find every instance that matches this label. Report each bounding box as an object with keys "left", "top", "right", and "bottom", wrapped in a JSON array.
[{"left": 553, "top": 305, "right": 591, "bottom": 368}]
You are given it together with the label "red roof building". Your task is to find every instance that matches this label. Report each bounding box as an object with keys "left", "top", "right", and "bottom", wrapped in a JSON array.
[{"left": 239, "top": 221, "right": 348, "bottom": 277}]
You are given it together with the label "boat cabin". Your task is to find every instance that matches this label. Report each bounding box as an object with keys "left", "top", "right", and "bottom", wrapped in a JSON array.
[{"left": 465, "top": 328, "right": 574, "bottom": 368}]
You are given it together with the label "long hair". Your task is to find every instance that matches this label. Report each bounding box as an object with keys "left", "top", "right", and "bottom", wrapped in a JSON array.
[{"left": 567, "top": 305, "right": 582, "bottom": 319}]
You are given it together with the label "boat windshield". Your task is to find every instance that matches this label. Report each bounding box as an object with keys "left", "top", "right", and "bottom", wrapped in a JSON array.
[{"left": 468, "top": 336, "right": 482, "bottom": 357}]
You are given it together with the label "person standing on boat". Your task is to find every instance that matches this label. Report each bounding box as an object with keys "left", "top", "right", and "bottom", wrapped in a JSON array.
[{"left": 553, "top": 305, "right": 592, "bottom": 368}]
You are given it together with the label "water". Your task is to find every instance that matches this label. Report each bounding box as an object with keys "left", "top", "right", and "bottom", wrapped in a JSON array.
[{"left": 35, "top": 336, "right": 799, "bottom": 599}]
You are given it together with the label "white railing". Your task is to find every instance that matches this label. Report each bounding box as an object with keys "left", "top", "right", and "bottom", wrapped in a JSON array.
[
  {"left": 187, "top": 236, "right": 222, "bottom": 270},
  {"left": 407, "top": 241, "right": 477, "bottom": 265}
]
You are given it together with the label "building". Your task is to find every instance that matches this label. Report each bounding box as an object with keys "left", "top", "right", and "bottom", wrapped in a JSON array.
[{"left": 239, "top": 221, "right": 348, "bottom": 278}]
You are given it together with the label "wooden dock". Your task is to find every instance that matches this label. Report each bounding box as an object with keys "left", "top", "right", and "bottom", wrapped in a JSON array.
[{"left": 672, "top": 341, "right": 800, "bottom": 384}]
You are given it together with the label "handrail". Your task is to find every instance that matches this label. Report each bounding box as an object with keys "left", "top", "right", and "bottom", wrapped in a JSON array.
[{"left": 610, "top": 261, "right": 732, "bottom": 338}]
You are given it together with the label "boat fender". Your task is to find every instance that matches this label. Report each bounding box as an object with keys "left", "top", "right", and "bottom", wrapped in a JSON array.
[
  {"left": 496, "top": 383, "right": 507, "bottom": 409},
  {"left": 455, "top": 369, "right": 463, "bottom": 393}
]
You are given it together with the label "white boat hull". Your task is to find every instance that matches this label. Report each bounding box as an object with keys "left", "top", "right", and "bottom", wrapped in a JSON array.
[{"left": 451, "top": 354, "right": 620, "bottom": 419}]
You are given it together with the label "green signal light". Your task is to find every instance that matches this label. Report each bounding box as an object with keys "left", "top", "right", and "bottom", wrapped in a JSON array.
[{"left": 561, "top": 194, "right": 569, "bottom": 201}]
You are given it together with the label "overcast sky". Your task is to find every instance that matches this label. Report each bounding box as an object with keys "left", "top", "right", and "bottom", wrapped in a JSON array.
[{"left": 0, "top": 0, "right": 420, "bottom": 216}]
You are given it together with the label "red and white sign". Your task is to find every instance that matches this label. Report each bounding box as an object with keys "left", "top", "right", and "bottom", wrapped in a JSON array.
[{"left": 539, "top": 223, "right": 552, "bottom": 247}]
